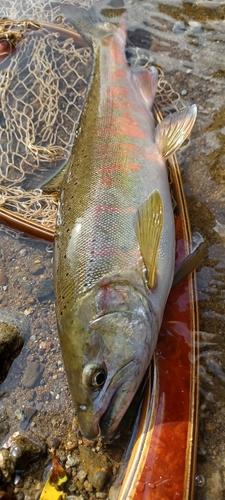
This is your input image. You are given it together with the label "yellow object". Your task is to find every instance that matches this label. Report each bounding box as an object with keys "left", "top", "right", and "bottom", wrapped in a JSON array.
[{"left": 40, "top": 455, "right": 68, "bottom": 500}]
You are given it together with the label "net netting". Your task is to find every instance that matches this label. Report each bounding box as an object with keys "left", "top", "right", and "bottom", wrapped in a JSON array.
[{"left": 0, "top": 0, "right": 183, "bottom": 231}]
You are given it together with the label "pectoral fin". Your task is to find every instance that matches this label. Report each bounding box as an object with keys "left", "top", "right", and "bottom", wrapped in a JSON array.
[
  {"left": 172, "top": 232, "right": 206, "bottom": 287},
  {"left": 155, "top": 104, "right": 197, "bottom": 157},
  {"left": 134, "top": 190, "right": 163, "bottom": 289}
]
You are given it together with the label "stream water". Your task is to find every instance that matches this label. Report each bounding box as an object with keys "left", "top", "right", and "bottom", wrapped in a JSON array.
[{"left": 0, "top": 0, "right": 224, "bottom": 499}]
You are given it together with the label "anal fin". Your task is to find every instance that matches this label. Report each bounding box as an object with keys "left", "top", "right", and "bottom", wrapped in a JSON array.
[{"left": 173, "top": 232, "right": 206, "bottom": 287}]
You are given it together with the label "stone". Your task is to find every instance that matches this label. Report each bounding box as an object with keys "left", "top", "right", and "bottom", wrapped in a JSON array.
[
  {"left": 0, "top": 403, "right": 10, "bottom": 442},
  {"left": 0, "top": 449, "right": 15, "bottom": 482},
  {"left": 36, "top": 278, "right": 54, "bottom": 301},
  {"left": 7, "top": 433, "right": 46, "bottom": 470},
  {"left": 76, "top": 469, "right": 87, "bottom": 483},
  {"left": 0, "top": 309, "right": 30, "bottom": 338},
  {"left": 32, "top": 264, "right": 46, "bottom": 276},
  {"left": 0, "top": 322, "right": 24, "bottom": 383},
  {"left": 23, "top": 361, "right": 43, "bottom": 388},
  {"left": 188, "top": 20, "right": 203, "bottom": 33},
  {"left": 0, "top": 271, "right": 8, "bottom": 287},
  {"left": 172, "top": 21, "right": 186, "bottom": 34},
  {"left": 66, "top": 454, "right": 80, "bottom": 468},
  {"left": 79, "top": 448, "right": 112, "bottom": 491}
]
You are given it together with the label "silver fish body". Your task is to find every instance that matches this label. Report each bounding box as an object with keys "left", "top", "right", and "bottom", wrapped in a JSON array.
[{"left": 53, "top": 17, "right": 197, "bottom": 439}]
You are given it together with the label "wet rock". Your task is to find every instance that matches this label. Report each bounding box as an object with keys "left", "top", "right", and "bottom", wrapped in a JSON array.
[
  {"left": 0, "top": 310, "right": 30, "bottom": 339},
  {"left": 32, "top": 263, "right": 46, "bottom": 276},
  {"left": 36, "top": 278, "right": 54, "bottom": 301},
  {"left": 4, "top": 432, "right": 46, "bottom": 471},
  {"left": 0, "top": 322, "right": 24, "bottom": 383},
  {"left": 22, "top": 361, "right": 43, "bottom": 388},
  {"left": 172, "top": 21, "right": 186, "bottom": 34},
  {"left": 0, "top": 449, "right": 15, "bottom": 483},
  {"left": 90, "top": 469, "right": 111, "bottom": 492},
  {"left": 20, "top": 283, "right": 33, "bottom": 299},
  {"left": 188, "top": 21, "right": 203, "bottom": 34},
  {"left": 0, "top": 404, "right": 10, "bottom": 442},
  {"left": 79, "top": 448, "right": 112, "bottom": 492}
]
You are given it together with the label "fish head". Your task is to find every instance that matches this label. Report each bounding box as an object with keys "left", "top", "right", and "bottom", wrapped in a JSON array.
[{"left": 58, "top": 279, "right": 157, "bottom": 440}]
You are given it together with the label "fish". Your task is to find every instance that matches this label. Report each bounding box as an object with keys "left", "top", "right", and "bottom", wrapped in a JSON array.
[{"left": 49, "top": 6, "right": 198, "bottom": 440}]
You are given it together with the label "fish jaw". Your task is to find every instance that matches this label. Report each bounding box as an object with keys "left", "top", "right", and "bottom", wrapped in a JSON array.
[
  {"left": 76, "top": 356, "right": 139, "bottom": 440},
  {"left": 57, "top": 279, "right": 158, "bottom": 440}
]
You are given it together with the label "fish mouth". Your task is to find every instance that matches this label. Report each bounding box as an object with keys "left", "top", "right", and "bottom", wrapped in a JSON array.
[
  {"left": 98, "top": 359, "right": 138, "bottom": 439},
  {"left": 99, "top": 383, "right": 124, "bottom": 439},
  {"left": 77, "top": 359, "right": 135, "bottom": 441}
]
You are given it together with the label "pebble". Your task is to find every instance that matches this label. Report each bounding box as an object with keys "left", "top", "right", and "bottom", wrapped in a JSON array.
[
  {"left": 66, "top": 454, "right": 80, "bottom": 468},
  {"left": 36, "top": 278, "right": 54, "bottom": 301},
  {"left": 90, "top": 469, "right": 112, "bottom": 491},
  {"left": 15, "top": 409, "right": 26, "bottom": 422},
  {"left": 65, "top": 438, "right": 78, "bottom": 451},
  {"left": 79, "top": 447, "right": 112, "bottom": 491},
  {"left": 76, "top": 469, "right": 87, "bottom": 483},
  {"left": 19, "top": 248, "right": 27, "bottom": 257},
  {"left": 32, "top": 263, "right": 46, "bottom": 276},
  {"left": 84, "top": 480, "right": 93, "bottom": 493},
  {"left": 181, "top": 89, "right": 187, "bottom": 96},
  {"left": 172, "top": 21, "right": 186, "bottom": 34},
  {"left": 188, "top": 20, "right": 203, "bottom": 34},
  {"left": 23, "top": 361, "right": 43, "bottom": 388},
  {"left": 0, "top": 271, "right": 8, "bottom": 287}
]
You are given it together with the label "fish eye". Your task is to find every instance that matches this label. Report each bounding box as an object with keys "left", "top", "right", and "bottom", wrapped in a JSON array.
[
  {"left": 82, "top": 363, "right": 107, "bottom": 390},
  {"left": 93, "top": 370, "right": 106, "bottom": 387}
]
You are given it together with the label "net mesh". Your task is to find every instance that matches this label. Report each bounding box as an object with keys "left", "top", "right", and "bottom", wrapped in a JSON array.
[{"left": 0, "top": 0, "right": 183, "bottom": 231}]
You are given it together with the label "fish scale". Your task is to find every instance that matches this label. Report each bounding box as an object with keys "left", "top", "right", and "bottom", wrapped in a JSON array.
[{"left": 56, "top": 36, "right": 153, "bottom": 301}]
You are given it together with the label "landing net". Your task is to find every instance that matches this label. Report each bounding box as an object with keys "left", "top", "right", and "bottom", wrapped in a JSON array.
[{"left": 0, "top": 0, "right": 182, "bottom": 232}]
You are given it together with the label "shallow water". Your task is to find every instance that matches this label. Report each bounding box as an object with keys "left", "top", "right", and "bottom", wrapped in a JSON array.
[{"left": 0, "top": 0, "right": 225, "bottom": 498}]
